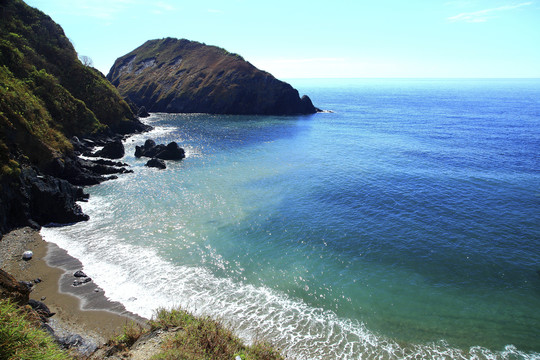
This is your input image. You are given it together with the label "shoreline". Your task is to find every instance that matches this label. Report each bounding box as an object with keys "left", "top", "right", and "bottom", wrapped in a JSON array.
[{"left": 0, "top": 226, "right": 144, "bottom": 346}]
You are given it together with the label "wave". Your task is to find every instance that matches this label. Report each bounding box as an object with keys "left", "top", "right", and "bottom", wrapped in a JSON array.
[{"left": 40, "top": 211, "right": 538, "bottom": 360}]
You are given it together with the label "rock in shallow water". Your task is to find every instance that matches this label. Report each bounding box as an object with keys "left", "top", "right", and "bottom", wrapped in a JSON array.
[
  {"left": 73, "top": 277, "right": 92, "bottom": 287},
  {"left": 94, "top": 140, "right": 125, "bottom": 159},
  {"left": 135, "top": 139, "right": 185, "bottom": 160},
  {"left": 73, "top": 270, "right": 87, "bottom": 278},
  {"left": 146, "top": 158, "right": 166, "bottom": 169},
  {"left": 22, "top": 250, "right": 33, "bottom": 260}
]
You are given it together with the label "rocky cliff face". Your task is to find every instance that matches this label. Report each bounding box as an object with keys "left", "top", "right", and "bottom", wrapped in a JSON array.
[
  {"left": 0, "top": 0, "right": 150, "bottom": 236},
  {"left": 107, "top": 38, "right": 319, "bottom": 115}
]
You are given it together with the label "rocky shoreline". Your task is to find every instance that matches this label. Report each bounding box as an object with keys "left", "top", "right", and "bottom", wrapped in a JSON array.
[
  {"left": 0, "top": 119, "right": 154, "bottom": 355},
  {"left": 0, "top": 227, "right": 144, "bottom": 356},
  {"left": 0, "top": 121, "right": 151, "bottom": 238}
]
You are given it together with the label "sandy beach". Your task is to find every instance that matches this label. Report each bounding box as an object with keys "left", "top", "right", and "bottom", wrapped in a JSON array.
[{"left": 0, "top": 226, "right": 144, "bottom": 346}]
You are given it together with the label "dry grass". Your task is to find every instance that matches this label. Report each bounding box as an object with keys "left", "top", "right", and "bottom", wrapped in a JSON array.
[{"left": 147, "top": 307, "right": 284, "bottom": 360}]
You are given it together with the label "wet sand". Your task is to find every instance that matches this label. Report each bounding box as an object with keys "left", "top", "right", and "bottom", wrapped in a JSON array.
[{"left": 0, "top": 227, "right": 145, "bottom": 345}]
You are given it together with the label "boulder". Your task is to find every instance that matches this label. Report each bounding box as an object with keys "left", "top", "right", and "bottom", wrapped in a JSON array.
[
  {"left": 159, "top": 142, "right": 185, "bottom": 160},
  {"left": 73, "top": 270, "right": 87, "bottom": 278},
  {"left": 135, "top": 140, "right": 185, "bottom": 160},
  {"left": 94, "top": 140, "right": 125, "bottom": 159},
  {"left": 137, "top": 106, "right": 150, "bottom": 118},
  {"left": 22, "top": 250, "right": 33, "bottom": 260},
  {"left": 28, "top": 299, "right": 55, "bottom": 319},
  {"left": 146, "top": 158, "right": 166, "bottom": 169},
  {"left": 73, "top": 277, "right": 92, "bottom": 287}
]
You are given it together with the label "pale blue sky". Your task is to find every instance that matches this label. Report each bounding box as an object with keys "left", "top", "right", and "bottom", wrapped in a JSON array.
[{"left": 25, "top": 0, "right": 540, "bottom": 79}]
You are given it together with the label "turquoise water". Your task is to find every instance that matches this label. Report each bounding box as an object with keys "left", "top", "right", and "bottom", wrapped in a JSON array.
[{"left": 42, "top": 79, "right": 540, "bottom": 359}]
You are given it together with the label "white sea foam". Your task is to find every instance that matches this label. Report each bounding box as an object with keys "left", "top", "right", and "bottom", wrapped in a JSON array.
[
  {"left": 40, "top": 211, "right": 539, "bottom": 360},
  {"left": 39, "top": 107, "right": 540, "bottom": 359}
]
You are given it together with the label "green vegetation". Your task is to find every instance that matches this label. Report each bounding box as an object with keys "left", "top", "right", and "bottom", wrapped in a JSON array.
[
  {"left": 0, "top": 0, "right": 136, "bottom": 174},
  {"left": 111, "top": 307, "right": 284, "bottom": 360},
  {"left": 107, "top": 37, "right": 260, "bottom": 113},
  {"left": 0, "top": 299, "right": 71, "bottom": 360}
]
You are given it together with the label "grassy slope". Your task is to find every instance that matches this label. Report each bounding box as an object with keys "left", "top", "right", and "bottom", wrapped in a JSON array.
[
  {"left": 0, "top": 299, "right": 70, "bottom": 360},
  {"left": 0, "top": 0, "right": 135, "bottom": 174},
  {"left": 115, "top": 307, "right": 284, "bottom": 360},
  {"left": 0, "top": 298, "right": 284, "bottom": 360}
]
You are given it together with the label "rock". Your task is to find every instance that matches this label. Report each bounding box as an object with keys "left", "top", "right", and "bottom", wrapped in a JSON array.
[
  {"left": 94, "top": 140, "right": 125, "bottom": 159},
  {"left": 146, "top": 158, "right": 166, "bottom": 169},
  {"left": 135, "top": 139, "right": 156, "bottom": 158},
  {"left": 19, "top": 281, "right": 34, "bottom": 290},
  {"left": 73, "top": 270, "right": 87, "bottom": 278},
  {"left": 41, "top": 323, "right": 55, "bottom": 337},
  {"left": 28, "top": 299, "right": 55, "bottom": 319},
  {"left": 73, "top": 277, "right": 92, "bottom": 287},
  {"left": 57, "top": 334, "right": 98, "bottom": 356},
  {"left": 0, "top": 269, "right": 31, "bottom": 305},
  {"left": 159, "top": 142, "right": 185, "bottom": 160},
  {"left": 135, "top": 140, "right": 185, "bottom": 161},
  {"left": 137, "top": 106, "right": 150, "bottom": 118},
  {"left": 34, "top": 278, "right": 42, "bottom": 284},
  {"left": 22, "top": 250, "right": 33, "bottom": 260},
  {"left": 107, "top": 37, "right": 319, "bottom": 115},
  {"left": 20, "top": 167, "right": 89, "bottom": 225}
]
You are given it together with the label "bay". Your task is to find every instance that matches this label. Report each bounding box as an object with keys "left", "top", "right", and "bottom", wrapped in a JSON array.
[{"left": 42, "top": 79, "right": 540, "bottom": 359}]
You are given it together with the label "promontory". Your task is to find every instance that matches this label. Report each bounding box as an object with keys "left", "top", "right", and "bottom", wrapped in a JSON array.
[{"left": 107, "top": 38, "right": 319, "bottom": 115}]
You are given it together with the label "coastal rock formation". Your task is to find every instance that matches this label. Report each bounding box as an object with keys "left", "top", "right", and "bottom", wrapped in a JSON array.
[
  {"left": 107, "top": 38, "right": 320, "bottom": 115},
  {"left": 137, "top": 106, "right": 150, "bottom": 118},
  {"left": 146, "top": 158, "right": 166, "bottom": 169},
  {"left": 94, "top": 140, "right": 125, "bottom": 159},
  {"left": 135, "top": 139, "right": 185, "bottom": 160},
  {"left": 0, "top": 0, "right": 152, "bottom": 236}
]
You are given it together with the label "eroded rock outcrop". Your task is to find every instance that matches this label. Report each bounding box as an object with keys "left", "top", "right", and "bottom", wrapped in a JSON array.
[
  {"left": 107, "top": 38, "right": 320, "bottom": 115},
  {"left": 135, "top": 140, "right": 185, "bottom": 161}
]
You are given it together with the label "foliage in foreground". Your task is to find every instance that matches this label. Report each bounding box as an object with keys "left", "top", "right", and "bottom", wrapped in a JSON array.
[
  {"left": 113, "top": 307, "right": 284, "bottom": 360},
  {"left": 0, "top": 299, "right": 70, "bottom": 360}
]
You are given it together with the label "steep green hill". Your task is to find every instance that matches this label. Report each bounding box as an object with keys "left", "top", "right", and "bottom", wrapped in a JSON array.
[
  {"left": 0, "top": 0, "right": 144, "bottom": 172},
  {"left": 107, "top": 38, "right": 319, "bottom": 115},
  {"left": 0, "top": 0, "right": 149, "bottom": 236}
]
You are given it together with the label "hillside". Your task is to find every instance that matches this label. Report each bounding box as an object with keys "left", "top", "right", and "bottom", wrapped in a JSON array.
[
  {"left": 107, "top": 38, "right": 319, "bottom": 115},
  {"left": 0, "top": 0, "right": 149, "bottom": 236}
]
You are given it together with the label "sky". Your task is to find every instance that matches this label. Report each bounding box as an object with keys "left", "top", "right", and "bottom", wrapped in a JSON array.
[{"left": 24, "top": 0, "right": 540, "bottom": 79}]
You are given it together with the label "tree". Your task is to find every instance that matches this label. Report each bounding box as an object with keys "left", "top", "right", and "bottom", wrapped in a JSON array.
[{"left": 79, "top": 55, "right": 93, "bottom": 67}]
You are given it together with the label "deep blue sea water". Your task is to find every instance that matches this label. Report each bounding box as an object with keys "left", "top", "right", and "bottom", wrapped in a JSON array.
[{"left": 42, "top": 79, "right": 540, "bottom": 359}]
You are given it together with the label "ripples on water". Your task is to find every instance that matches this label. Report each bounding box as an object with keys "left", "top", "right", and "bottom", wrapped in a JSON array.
[{"left": 43, "top": 79, "right": 540, "bottom": 359}]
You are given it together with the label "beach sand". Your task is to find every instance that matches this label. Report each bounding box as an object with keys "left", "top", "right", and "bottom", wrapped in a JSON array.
[{"left": 0, "top": 227, "right": 145, "bottom": 345}]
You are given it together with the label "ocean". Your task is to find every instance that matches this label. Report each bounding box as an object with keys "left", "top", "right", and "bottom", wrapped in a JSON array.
[{"left": 42, "top": 79, "right": 540, "bottom": 359}]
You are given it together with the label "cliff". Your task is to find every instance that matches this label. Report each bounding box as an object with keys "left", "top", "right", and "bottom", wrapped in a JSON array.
[
  {"left": 107, "top": 38, "right": 319, "bottom": 115},
  {"left": 0, "top": 0, "right": 149, "bottom": 236}
]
